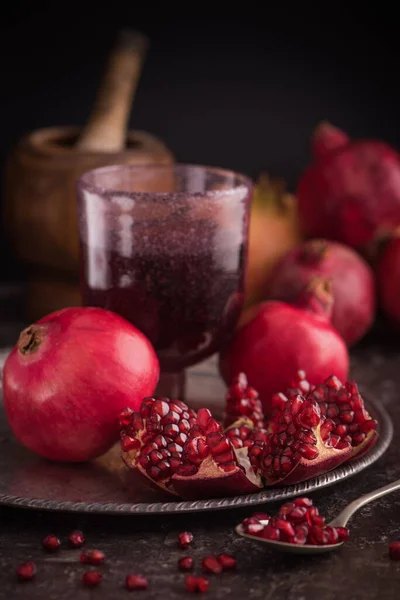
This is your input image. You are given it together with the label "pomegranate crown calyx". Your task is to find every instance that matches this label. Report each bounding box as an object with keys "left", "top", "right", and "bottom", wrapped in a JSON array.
[
  {"left": 298, "top": 239, "right": 329, "bottom": 266},
  {"left": 17, "top": 325, "right": 47, "bottom": 355},
  {"left": 312, "top": 121, "right": 350, "bottom": 158},
  {"left": 295, "top": 277, "right": 333, "bottom": 321}
]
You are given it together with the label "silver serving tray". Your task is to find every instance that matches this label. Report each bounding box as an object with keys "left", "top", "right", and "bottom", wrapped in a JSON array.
[{"left": 0, "top": 358, "right": 393, "bottom": 515}]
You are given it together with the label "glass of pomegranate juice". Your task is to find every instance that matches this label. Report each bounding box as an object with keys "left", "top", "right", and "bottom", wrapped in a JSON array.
[{"left": 77, "top": 164, "right": 252, "bottom": 398}]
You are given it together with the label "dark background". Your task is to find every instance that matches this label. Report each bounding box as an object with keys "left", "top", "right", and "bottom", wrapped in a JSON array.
[{"left": 1, "top": 2, "right": 399, "bottom": 282}]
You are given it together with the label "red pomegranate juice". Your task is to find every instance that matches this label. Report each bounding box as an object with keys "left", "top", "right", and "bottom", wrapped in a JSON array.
[{"left": 80, "top": 190, "right": 250, "bottom": 371}]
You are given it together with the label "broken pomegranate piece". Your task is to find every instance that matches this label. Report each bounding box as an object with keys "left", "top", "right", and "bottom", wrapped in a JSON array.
[
  {"left": 223, "top": 373, "right": 265, "bottom": 429},
  {"left": 225, "top": 420, "right": 269, "bottom": 474},
  {"left": 307, "top": 375, "right": 378, "bottom": 460},
  {"left": 172, "top": 408, "right": 263, "bottom": 500},
  {"left": 260, "top": 392, "right": 352, "bottom": 486},
  {"left": 119, "top": 397, "right": 197, "bottom": 496},
  {"left": 241, "top": 498, "right": 349, "bottom": 546}
]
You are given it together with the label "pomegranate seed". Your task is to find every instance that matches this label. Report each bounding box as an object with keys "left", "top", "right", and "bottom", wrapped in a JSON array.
[
  {"left": 251, "top": 512, "right": 270, "bottom": 521},
  {"left": 246, "top": 522, "right": 264, "bottom": 535},
  {"left": 259, "top": 525, "right": 280, "bottom": 540},
  {"left": 289, "top": 506, "right": 307, "bottom": 521},
  {"left": 16, "top": 561, "right": 36, "bottom": 581},
  {"left": 82, "top": 571, "right": 102, "bottom": 587},
  {"left": 178, "top": 531, "right": 194, "bottom": 549},
  {"left": 185, "top": 575, "right": 209, "bottom": 593},
  {"left": 119, "top": 407, "right": 134, "bottom": 426},
  {"left": 389, "top": 542, "right": 400, "bottom": 560},
  {"left": 336, "top": 527, "right": 350, "bottom": 542},
  {"left": 202, "top": 555, "right": 222, "bottom": 574},
  {"left": 42, "top": 534, "right": 61, "bottom": 552},
  {"left": 218, "top": 554, "right": 236, "bottom": 570},
  {"left": 125, "top": 574, "right": 149, "bottom": 590},
  {"left": 68, "top": 530, "right": 85, "bottom": 548},
  {"left": 80, "top": 549, "right": 105, "bottom": 565},
  {"left": 178, "top": 557, "right": 194, "bottom": 571},
  {"left": 293, "top": 497, "right": 313, "bottom": 508}
]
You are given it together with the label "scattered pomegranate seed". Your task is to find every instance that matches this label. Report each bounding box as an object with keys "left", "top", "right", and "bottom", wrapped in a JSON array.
[
  {"left": 218, "top": 554, "right": 236, "bottom": 570},
  {"left": 241, "top": 497, "right": 350, "bottom": 547},
  {"left": 389, "top": 541, "right": 400, "bottom": 560},
  {"left": 202, "top": 555, "right": 222, "bottom": 574},
  {"left": 185, "top": 575, "right": 209, "bottom": 593},
  {"left": 16, "top": 561, "right": 36, "bottom": 581},
  {"left": 178, "top": 531, "right": 194, "bottom": 549},
  {"left": 178, "top": 556, "right": 194, "bottom": 571},
  {"left": 80, "top": 549, "right": 105, "bottom": 565},
  {"left": 68, "top": 530, "right": 85, "bottom": 548},
  {"left": 82, "top": 571, "right": 102, "bottom": 587},
  {"left": 42, "top": 534, "right": 61, "bottom": 552},
  {"left": 125, "top": 574, "right": 148, "bottom": 590}
]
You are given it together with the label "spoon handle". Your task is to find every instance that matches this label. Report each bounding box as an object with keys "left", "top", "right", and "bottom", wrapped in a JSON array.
[{"left": 329, "top": 478, "right": 400, "bottom": 528}]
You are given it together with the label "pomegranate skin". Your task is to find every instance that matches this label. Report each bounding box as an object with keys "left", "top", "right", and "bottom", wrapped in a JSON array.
[
  {"left": 297, "top": 122, "right": 400, "bottom": 250},
  {"left": 266, "top": 239, "right": 376, "bottom": 346},
  {"left": 3, "top": 307, "right": 159, "bottom": 462},
  {"left": 219, "top": 282, "right": 349, "bottom": 415},
  {"left": 377, "top": 236, "right": 400, "bottom": 326}
]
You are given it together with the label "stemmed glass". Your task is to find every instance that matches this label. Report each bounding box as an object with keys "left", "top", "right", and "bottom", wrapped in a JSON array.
[{"left": 77, "top": 164, "right": 252, "bottom": 398}]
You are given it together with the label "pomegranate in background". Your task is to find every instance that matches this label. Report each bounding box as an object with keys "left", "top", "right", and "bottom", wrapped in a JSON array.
[
  {"left": 296, "top": 122, "right": 400, "bottom": 250},
  {"left": 377, "top": 234, "right": 400, "bottom": 327},
  {"left": 219, "top": 279, "right": 349, "bottom": 416},
  {"left": 2, "top": 307, "right": 159, "bottom": 462},
  {"left": 265, "top": 239, "right": 376, "bottom": 346},
  {"left": 244, "top": 173, "right": 301, "bottom": 308}
]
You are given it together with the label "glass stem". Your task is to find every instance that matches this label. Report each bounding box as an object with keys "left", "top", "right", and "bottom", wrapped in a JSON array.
[{"left": 155, "top": 370, "right": 186, "bottom": 399}]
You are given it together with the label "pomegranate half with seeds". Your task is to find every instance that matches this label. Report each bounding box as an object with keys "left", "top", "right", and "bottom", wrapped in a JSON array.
[
  {"left": 172, "top": 408, "right": 263, "bottom": 499},
  {"left": 2, "top": 307, "right": 159, "bottom": 462},
  {"left": 120, "top": 397, "right": 197, "bottom": 496},
  {"left": 303, "top": 374, "right": 378, "bottom": 460},
  {"left": 260, "top": 390, "right": 352, "bottom": 486}
]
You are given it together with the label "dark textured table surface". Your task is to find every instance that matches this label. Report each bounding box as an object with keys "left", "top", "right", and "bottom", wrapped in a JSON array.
[{"left": 0, "top": 318, "right": 400, "bottom": 599}]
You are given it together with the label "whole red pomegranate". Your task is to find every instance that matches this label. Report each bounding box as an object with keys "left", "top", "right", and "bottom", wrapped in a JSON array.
[
  {"left": 377, "top": 234, "right": 400, "bottom": 326},
  {"left": 297, "top": 122, "right": 400, "bottom": 250},
  {"left": 265, "top": 239, "right": 376, "bottom": 346},
  {"left": 3, "top": 307, "right": 159, "bottom": 462},
  {"left": 219, "top": 279, "right": 349, "bottom": 415}
]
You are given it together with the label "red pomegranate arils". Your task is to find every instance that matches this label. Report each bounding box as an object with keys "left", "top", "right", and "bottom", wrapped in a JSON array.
[
  {"left": 240, "top": 497, "right": 349, "bottom": 547},
  {"left": 260, "top": 393, "right": 351, "bottom": 486},
  {"left": 185, "top": 575, "right": 209, "bottom": 593},
  {"left": 80, "top": 549, "right": 105, "bottom": 565},
  {"left": 224, "top": 373, "right": 265, "bottom": 429},
  {"left": 218, "top": 554, "right": 236, "bottom": 570},
  {"left": 389, "top": 542, "right": 400, "bottom": 560},
  {"left": 120, "top": 397, "right": 197, "bottom": 496},
  {"left": 307, "top": 375, "right": 378, "bottom": 459},
  {"left": 172, "top": 408, "right": 263, "bottom": 499},
  {"left": 202, "top": 555, "right": 222, "bottom": 574},
  {"left": 68, "top": 530, "right": 85, "bottom": 548},
  {"left": 16, "top": 561, "right": 36, "bottom": 581},
  {"left": 125, "top": 574, "right": 149, "bottom": 590},
  {"left": 42, "top": 534, "right": 61, "bottom": 552},
  {"left": 82, "top": 571, "right": 102, "bottom": 587},
  {"left": 178, "top": 531, "right": 194, "bottom": 549},
  {"left": 178, "top": 556, "right": 194, "bottom": 571}
]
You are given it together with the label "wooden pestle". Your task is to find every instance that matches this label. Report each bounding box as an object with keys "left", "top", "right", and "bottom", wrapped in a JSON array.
[{"left": 76, "top": 29, "right": 149, "bottom": 152}]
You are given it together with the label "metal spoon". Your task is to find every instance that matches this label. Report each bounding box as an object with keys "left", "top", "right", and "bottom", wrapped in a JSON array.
[{"left": 236, "top": 478, "right": 400, "bottom": 555}]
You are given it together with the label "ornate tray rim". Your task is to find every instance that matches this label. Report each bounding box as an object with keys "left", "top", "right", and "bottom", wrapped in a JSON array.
[{"left": 0, "top": 396, "right": 393, "bottom": 515}]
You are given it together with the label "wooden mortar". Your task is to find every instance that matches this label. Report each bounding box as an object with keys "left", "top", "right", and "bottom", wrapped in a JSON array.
[{"left": 3, "top": 30, "right": 174, "bottom": 320}]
